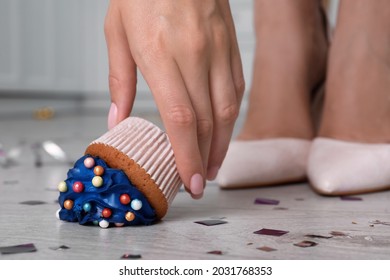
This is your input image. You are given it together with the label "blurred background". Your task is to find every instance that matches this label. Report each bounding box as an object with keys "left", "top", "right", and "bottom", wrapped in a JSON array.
[{"left": 0, "top": 0, "right": 338, "bottom": 120}]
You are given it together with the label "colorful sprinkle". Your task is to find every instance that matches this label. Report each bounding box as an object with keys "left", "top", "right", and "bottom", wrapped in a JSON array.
[
  {"left": 102, "top": 208, "right": 112, "bottom": 218},
  {"left": 93, "top": 165, "right": 105, "bottom": 176},
  {"left": 57, "top": 181, "right": 68, "bottom": 192},
  {"left": 120, "top": 194, "right": 131, "bottom": 205},
  {"left": 64, "top": 199, "right": 74, "bottom": 210},
  {"left": 99, "top": 220, "right": 109, "bottom": 228},
  {"left": 83, "top": 203, "right": 92, "bottom": 212},
  {"left": 72, "top": 181, "right": 84, "bottom": 193},
  {"left": 125, "top": 212, "right": 135, "bottom": 222},
  {"left": 92, "top": 176, "right": 103, "bottom": 187},
  {"left": 131, "top": 199, "right": 143, "bottom": 211},
  {"left": 83, "top": 157, "right": 95, "bottom": 168}
]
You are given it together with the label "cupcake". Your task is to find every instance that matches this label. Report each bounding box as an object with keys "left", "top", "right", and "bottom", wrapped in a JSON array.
[{"left": 57, "top": 117, "right": 182, "bottom": 228}]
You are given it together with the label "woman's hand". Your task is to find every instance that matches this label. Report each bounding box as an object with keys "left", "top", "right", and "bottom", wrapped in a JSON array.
[{"left": 105, "top": 0, "right": 245, "bottom": 198}]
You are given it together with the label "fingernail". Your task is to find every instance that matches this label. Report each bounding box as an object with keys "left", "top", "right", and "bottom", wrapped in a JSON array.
[
  {"left": 190, "top": 173, "right": 204, "bottom": 196},
  {"left": 108, "top": 103, "right": 118, "bottom": 129},
  {"left": 207, "top": 166, "right": 219, "bottom": 180}
]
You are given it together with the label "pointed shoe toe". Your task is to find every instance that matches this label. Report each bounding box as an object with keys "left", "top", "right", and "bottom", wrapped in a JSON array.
[
  {"left": 216, "top": 138, "right": 311, "bottom": 189},
  {"left": 308, "top": 138, "right": 390, "bottom": 195}
]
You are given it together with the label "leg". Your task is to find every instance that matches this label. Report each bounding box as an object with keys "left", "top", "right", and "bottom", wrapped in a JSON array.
[
  {"left": 239, "top": 0, "right": 328, "bottom": 140},
  {"left": 308, "top": 0, "right": 390, "bottom": 195},
  {"left": 217, "top": 0, "right": 328, "bottom": 188}
]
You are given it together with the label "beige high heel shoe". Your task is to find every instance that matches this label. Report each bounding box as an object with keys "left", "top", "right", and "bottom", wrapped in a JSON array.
[
  {"left": 307, "top": 137, "right": 390, "bottom": 195},
  {"left": 216, "top": 138, "right": 311, "bottom": 188}
]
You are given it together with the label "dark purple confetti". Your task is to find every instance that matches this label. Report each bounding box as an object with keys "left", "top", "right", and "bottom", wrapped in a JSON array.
[
  {"left": 294, "top": 240, "right": 318, "bottom": 248},
  {"left": 253, "top": 228, "right": 289, "bottom": 236},
  {"left": 121, "top": 254, "right": 142, "bottom": 259},
  {"left": 207, "top": 250, "right": 223, "bottom": 255},
  {"left": 0, "top": 243, "right": 37, "bottom": 255},
  {"left": 254, "top": 198, "right": 279, "bottom": 205},
  {"left": 19, "top": 200, "right": 47, "bottom": 205},
  {"left": 50, "top": 245, "right": 70, "bottom": 250},
  {"left": 195, "top": 220, "right": 228, "bottom": 226},
  {"left": 305, "top": 234, "right": 333, "bottom": 239},
  {"left": 330, "top": 231, "right": 347, "bottom": 237},
  {"left": 340, "top": 196, "right": 362, "bottom": 201},
  {"left": 257, "top": 246, "right": 277, "bottom": 252},
  {"left": 247, "top": 242, "right": 253, "bottom": 246}
]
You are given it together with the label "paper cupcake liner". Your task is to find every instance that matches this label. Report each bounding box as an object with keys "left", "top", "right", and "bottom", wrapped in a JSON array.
[{"left": 85, "top": 117, "right": 182, "bottom": 219}]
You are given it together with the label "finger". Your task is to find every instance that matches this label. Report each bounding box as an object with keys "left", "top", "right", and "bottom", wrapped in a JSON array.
[
  {"left": 218, "top": 0, "right": 246, "bottom": 104},
  {"left": 207, "top": 27, "right": 240, "bottom": 180},
  {"left": 138, "top": 57, "right": 205, "bottom": 198},
  {"left": 105, "top": 2, "right": 137, "bottom": 129},
  {"left": 175, "top": 43, "right": 214, "bottom": 177}
]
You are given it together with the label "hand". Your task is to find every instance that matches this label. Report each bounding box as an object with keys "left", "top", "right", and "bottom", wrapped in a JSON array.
[{"left": 105, "top": 0, "right": 245, "bottom": 199}]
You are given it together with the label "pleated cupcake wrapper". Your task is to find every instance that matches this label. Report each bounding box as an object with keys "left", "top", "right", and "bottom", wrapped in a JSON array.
[{"left": 90, "top": 117, "right": 182, "bottom": 206}]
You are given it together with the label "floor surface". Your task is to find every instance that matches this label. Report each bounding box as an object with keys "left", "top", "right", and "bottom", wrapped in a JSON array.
[{"left": 1, "top": 113, "right": 390, "bottom": 260}]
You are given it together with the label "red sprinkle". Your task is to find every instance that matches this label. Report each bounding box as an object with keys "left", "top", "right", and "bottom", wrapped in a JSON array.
[
  {"left": 102, "top": 208, "right": 112, "bottom": 218},
  {"left": 72, "top": 181, "right": 84, "bottom": 193}
]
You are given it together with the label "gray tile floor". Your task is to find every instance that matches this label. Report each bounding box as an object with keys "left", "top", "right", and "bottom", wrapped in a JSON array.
[{"left": 1, "top": 112, "right": 390, "bottom": 260}]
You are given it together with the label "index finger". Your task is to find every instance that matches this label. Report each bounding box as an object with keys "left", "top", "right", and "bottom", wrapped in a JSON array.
[{"left": 139, "top": 57, "right": 205, "bottom": 199}]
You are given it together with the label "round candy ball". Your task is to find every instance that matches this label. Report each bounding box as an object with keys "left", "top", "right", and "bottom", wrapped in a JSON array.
[
  {"left": 83, "top": 202, "right": 92, "bottom": 212},
  {"left": 125, "top": 212, "right": 135, "bottom": 222},
  {"left": 102, "top": 208, "right": 112, "bottom": 218},
  {"left": 131, "top": 199, "right": 143, "bottom": 211},
  {"left": 119, "top": 194, "right": 131, "bottom": 205},
  {"left": 99, "top": 220, "right": 110, "bottom": 229},
  {"left": 92, "top": 176, "right": 103, "bottom": 187},
  {"left": 72, "top": 181, "right": 84, "bottom": 193},
  {"left": 84, "top": 157, "right": 95, "bottom": 168},
  {"left": 115, "top": 223, "right": 124, "bottom": 227},
  {"left": 64, "top": 199, "right": 74, "bottom": 210},
  {"left": 58, "top": 181, "right": 68, "bottom": 192},
  {"left": 93, "top": 165, "right": 105, "bottom": 176}
]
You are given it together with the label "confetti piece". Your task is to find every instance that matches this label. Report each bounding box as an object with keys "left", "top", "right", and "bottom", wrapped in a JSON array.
[
  {"left": 0, "top": 243, "right": 37, "bottom": 254},
  {"left": 371, "top": 220, "right": 390, "bottom": 226},
  {"left": 247, "top": 242, "right": 253, "bottom": 246},
  {"left": 207, "top": 250, "right": 223, "bottom": 255},
  {"left": 364, "top": 236, "right": 373, "bottom": 241},
  {"left": 121, "top": 254, "right": 142, "bottom": 259},
  {"left": 50, "top": 245, "right": 70, "bottom": 250},
  {"left": 254, "top": 198, "right": 279, "bottom": 205},
  {"left": 273, "top": 207, "right": 288, "bottom": 210},
  {"left": 253, "top": 228, "right": 289, "bottom": 236},
  {"left": 295, "top": 198, "right": 305, "bottom": 201},
  {"left": 194, "top": 220, "right": 228, "bottom": 226},
  {"left": 19, "top": 200, "right": 47, "bottom": 205},
  {"left": 352, "top": 222, "right": 357, "bottom": 224},
  {"left": 294, "top": 241, "right": 318, "bottom": 248},
  {"left": 257, "top": 246, "right": 277, "bottom": 252},
  {"left": 340, "top": 196, "right": 362, "bottom": 201},
  {"left": 304, "top": 234, "right": 333, "bottom": 239},
  {"left": 330, "top": 231, "right": 347, "bottom": 237},
  {"left": 3, "top": 180, "right": 19, "bottom": 185}
]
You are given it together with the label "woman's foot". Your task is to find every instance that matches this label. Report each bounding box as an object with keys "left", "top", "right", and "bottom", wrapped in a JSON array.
[
  {"left": 309, "top": 0, "right": 390, "bottom": 195},
  {"left": 217, "top": 0, "right": 328, "bottom": 188}
]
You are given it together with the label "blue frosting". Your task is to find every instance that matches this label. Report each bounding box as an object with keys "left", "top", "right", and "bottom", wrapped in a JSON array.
[{"left": 58, "top": 155, "right": 156, "bottom": 227}]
